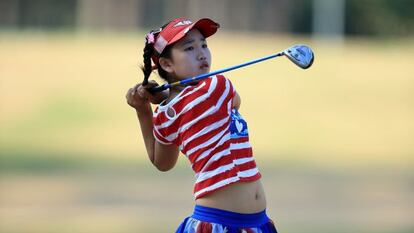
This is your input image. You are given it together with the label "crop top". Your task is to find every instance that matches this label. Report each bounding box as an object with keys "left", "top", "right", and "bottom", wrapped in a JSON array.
[{"left": 152, "top": 75, "right": 261, "bottom": 199}]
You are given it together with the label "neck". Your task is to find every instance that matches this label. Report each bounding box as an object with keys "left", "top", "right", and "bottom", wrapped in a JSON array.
[
  {"left": 170, "top": 84, "right": 186, "bottom": 93},
  {"left": 165, "top": 85, "right": 185, "bottom": 103},
  {"left": 167, "top": 75, "right": 188, "bottom": 92}
]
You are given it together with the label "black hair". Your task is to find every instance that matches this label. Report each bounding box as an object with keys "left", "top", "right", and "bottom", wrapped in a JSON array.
[{"left": 141, "top": 22, "right": 173, "bottom": 85}]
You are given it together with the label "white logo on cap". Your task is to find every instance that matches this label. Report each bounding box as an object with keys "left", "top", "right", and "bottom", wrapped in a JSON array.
[{"left": 174, "top": 20, "right": 192, "bottom": 27}]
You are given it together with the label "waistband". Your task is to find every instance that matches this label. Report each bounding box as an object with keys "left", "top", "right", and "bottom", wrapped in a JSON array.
[{"left": 191, "top": 205, "right": 269, "bottom": 228}]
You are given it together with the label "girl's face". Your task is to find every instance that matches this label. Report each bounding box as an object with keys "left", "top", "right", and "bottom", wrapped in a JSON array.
[{"left": 161, "top": 29, "right": 211, "bottom": 81}]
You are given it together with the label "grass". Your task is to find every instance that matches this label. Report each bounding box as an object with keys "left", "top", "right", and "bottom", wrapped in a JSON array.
[
  {"left": 0, "top": 31, "right": 413, "bottom": 232},
  {"left": 1, "top": 155, "right": 413, "bottom": 233},
  {"left": 1, "top": 31, "right": 413, "bottom": 166}
]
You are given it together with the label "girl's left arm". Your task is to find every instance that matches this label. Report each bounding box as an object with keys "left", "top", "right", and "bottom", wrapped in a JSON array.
[{"left": 233, "top": 91, "right": 241, "bottom": 110}]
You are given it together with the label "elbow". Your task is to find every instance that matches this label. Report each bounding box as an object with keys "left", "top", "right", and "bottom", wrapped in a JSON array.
[
  {"left": 148, "top": 153, "right": 172, "bottom": 171},
  {"left": 153, "top": 161, "right": 174, "bottom": 172},
  {"left": 151, "top": 144, "right": 179, "bottom": 172},
  {"left": 157, "top": 167, "right": 172, "bottom": 172}
]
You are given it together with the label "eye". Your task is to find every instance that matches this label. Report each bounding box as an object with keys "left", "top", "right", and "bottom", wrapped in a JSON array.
[
  {"left": 202, "top": 44, "right": 208, "bottom": 48},
  {"left": 184, "top": 46, "right": 194, "bottom": 51}
]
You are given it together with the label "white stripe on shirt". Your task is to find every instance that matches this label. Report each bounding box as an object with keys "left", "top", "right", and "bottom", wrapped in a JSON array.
[
  {"left": 186, "top": 127, "right": 229, "bottom": 157},
  {"left": 229, "top": 142, "right": 251, "bottom": 150},
  {"left": 196, "top": 157, "right": 255, "bottom": 183},
  {"left": 156, "top": 77, "right": 217, "bottom": 129},
  {"left": 180, "top": 116, "right": 229, "bottom": 150},
  {"left": 158, "top": 77, "right": 231, "bottom": 142},
  {"left": 194, "top": 176, "right": 240, "bottom": 198},
  {"left": 237, "top": 167, "right": 259, "bottom": 178},
  {"left": 193, "top": 133, "right": 231, "bottom": 161},
  {"left": 196, "top": 163, "right": 235, "bottom": 183}
]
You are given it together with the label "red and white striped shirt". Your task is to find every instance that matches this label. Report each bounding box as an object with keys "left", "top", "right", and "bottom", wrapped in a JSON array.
[{"left": 152, "top": 75, "right": 261, "bottom": 199}]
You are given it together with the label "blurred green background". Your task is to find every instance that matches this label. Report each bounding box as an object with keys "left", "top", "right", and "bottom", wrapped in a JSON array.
[{"left": 1, "top": 0, "right": 413, "bottom": 232}]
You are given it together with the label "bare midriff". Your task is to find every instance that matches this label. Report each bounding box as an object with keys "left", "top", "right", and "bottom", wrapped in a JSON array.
[{"left": 195, "top": 179, "right": 266, "bottom": 214}]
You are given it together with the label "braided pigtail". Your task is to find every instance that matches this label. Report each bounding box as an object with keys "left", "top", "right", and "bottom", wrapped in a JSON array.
[
  {"left": 142, "top": 41, "right": 154, "bottom": 86},
  {"left": 141, "top": 21, "right": 172, "bottom": 84}
]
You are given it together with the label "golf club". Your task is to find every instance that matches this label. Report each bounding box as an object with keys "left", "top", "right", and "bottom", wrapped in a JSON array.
[{"left": 149, "top": 44, "right": 314, "bottom": 93}]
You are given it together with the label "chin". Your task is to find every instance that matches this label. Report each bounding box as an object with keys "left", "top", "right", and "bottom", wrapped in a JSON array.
[
  {"left": 182, "top": 69, "right": 210, "bottom": 80},
  {"left": 198, "top": 69, "right": 210, "bottom": 75}
]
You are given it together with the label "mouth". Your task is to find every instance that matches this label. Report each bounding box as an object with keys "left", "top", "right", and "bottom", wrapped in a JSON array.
[{"left": 200, "top": 63, "right": 210, "bottom": 69}]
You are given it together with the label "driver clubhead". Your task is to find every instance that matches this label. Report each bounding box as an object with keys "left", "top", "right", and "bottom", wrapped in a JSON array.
[{"left": 283, "top": 44, "right": 314, "bottom": 69}]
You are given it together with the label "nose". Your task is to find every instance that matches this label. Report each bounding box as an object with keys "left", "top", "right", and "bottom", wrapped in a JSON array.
[{"left": 198, "top": 49, "right": 206, "bottom": 61}]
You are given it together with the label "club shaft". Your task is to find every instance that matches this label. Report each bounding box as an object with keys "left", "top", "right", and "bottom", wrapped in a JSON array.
[{"left": 150, "top": 52, "right": 284, "bottom": 93}]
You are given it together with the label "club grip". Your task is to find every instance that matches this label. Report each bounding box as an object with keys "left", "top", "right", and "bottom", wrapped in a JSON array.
[{"left": 148, "top": 84, "right": 168, "bottom": 93}]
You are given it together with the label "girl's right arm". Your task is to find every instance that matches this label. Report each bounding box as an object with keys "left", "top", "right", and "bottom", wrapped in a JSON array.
[{"left": 126, "top": 82, "right": 179, "bottom": 171}]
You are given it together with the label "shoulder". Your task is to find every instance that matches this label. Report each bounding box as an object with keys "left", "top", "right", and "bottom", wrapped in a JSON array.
[
  {"left": 213, "top": 74, "right": 235, "bottom": 95},
  {"left": 208, "top": 74, "right": 233, "bottom": 88},
  {"left": 214, "top": 74, "right": 228, "bottom": 82}
]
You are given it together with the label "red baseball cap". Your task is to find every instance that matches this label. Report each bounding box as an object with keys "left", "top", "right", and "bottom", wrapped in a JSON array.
[{"left": 152, "top": 17, "right": 220, "bottom": 55}]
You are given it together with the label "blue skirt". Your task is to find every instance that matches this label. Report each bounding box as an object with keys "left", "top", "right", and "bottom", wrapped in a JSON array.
[{"left": 176, "top": 205, "right": 277, "bottom": 233}]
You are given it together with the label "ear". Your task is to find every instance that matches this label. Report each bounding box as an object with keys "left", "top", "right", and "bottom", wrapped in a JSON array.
[{"left": 159, "top": 57, "right": 174, "bottom": 73}]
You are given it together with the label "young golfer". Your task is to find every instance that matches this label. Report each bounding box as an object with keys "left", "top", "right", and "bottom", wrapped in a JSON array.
[{"left": 126, "top": 17, "right": 278, "bottom": 233}]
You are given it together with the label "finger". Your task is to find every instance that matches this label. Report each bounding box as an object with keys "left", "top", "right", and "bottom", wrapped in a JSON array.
[
  {"left": 137, "top": 86, "right": 150, "bottom": 99},
  {"left": 143, "top": 83, "right": 158, "bottom": 90},
  {"left": 147, "top": 95, "right": 160, "bottom": 104},
  {"left": 130, "top": 83, "right": 143, "bottom": 97},
  {"left": 147, "top": 80, "right": 159, "bottom": 86},
  {"left": 134, "top": 83, "right": 142, "bottom": 92},
  {"left": 126, "top": 88, "right": 134, "bottom": 98},
  {"left": 127, "top": 83, "right": 143, "bottom": 98},
  {"left": 144, "top": 80, "right": 160, "bottom": 88}
]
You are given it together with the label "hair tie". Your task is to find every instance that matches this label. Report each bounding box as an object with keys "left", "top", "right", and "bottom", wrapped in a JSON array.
[{"left": 146, "top": 32, "right": 155, "bottom": 44}]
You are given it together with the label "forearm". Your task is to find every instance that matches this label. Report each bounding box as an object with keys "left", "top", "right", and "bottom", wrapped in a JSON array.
[{"left": 135, "top": 103, "right": 156, "bottom": 163}]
